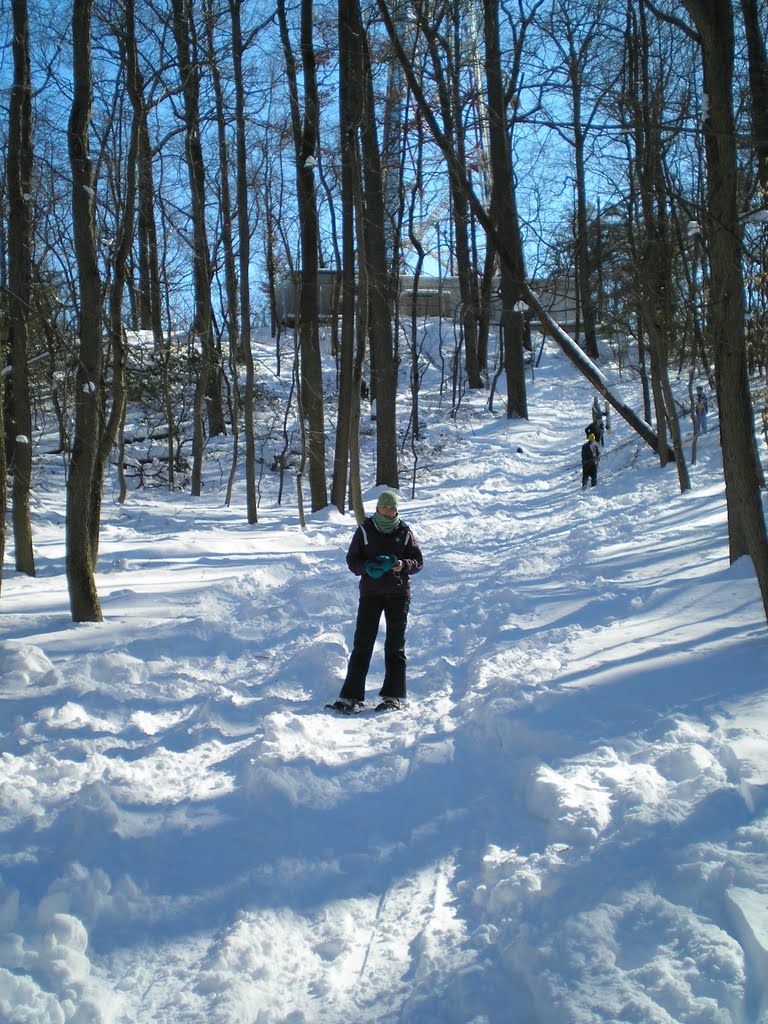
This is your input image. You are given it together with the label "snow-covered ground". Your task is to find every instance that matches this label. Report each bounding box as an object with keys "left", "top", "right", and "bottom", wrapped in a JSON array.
[{"left": 1, "top": 330, "right": 768, "bottom": 1023}]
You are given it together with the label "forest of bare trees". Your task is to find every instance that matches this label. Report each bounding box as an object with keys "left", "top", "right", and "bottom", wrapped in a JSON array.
[{"left": 1, "top": 0, "right": 767, "bottom": 620}]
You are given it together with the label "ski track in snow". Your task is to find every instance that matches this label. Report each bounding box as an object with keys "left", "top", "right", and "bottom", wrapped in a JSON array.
[{"left": 1, "top": 342, "right": 768, "bottom": 1022}]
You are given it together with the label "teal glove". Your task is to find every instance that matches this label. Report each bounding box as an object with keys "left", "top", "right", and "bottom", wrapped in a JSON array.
[{"left": 365, "top": 554, "right": 398, "bottom": 578}]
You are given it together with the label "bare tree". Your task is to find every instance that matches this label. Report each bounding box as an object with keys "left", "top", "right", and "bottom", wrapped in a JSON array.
[
  {"left": 542, "top": 0, "right": 617, "bottom": 361},
  {"left": 91, "top": 0, "right": 144, "bottom": 519},
  {"left": 331, "top": 0, "right": 361, "bottom": 513},
  {"left": 625, "top": 0, "right": 691, "bottom": 490},
  {"left": 740, "top": 0, "right": 768, "bottom": 196},
  {"left": 230, "top": 0, "right": 266, "bottom": 524},
  {"left": 358, "top": 7, "right": 399, "bottom": 485},
  {"left": 278, "top": 0, "right": 328, "bottom": 512},
  {"left": 170, "top": 0, "right": 216, "bottom": 497},
  {"left": 681, "top": 0, "right": 768, "bottom": 618},
  {"left": 483, "top": 0, "right": 528, "bottom": 419},
  {"left": 7, "top": 0, "right": 36, "bottom": 576},
  {"left": 66, "top": 0, "right": 103, "bottom": 622},
  {"left": 419, "top": 1, "right": 484, "bottom": 389}
]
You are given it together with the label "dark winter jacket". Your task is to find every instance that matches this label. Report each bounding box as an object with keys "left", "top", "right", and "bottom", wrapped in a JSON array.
[
  {"left": 581, "top": 439, "right": 600, "bottom": 469},
  {"left": 346, "top": 517, "right": 423, "bottom": 598}
]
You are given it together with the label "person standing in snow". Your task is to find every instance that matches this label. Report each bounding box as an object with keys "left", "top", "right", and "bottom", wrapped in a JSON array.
[
  {"left": 581, "top": 431, "right": 600, "bottom": 489},
  {"left": 694, "top": 386, "right": 709, "bottom": 434},
  {"left": 328, "top": 491, "right": 423, "bottom": 714},
  {"left": 591, "top": 396, "right": 605, "bottom": 446}
]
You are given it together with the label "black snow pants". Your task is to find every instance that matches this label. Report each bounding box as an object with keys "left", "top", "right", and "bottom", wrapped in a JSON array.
[{"left": 339, "top": 595, "right": 410, "bottom": 703}]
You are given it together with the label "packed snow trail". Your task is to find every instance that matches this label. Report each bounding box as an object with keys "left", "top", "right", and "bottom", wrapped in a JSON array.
[{"left": 1, "top": 342, "right": 767, "bottom": 1022}]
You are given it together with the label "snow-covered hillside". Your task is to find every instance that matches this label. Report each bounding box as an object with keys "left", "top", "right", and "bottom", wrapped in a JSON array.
[{"left": 1, "top": 331, "right": 767, "bottom": 1023}]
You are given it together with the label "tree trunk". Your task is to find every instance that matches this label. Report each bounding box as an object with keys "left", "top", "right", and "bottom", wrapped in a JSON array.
[
  {"left": 408, "top": 180, "right": 426, "bottom": 441},
  {"left": 230, "top": 0, "right": 258, "bottom": 523},
  {"left": 349, "top": 198, "right": 369, "bottom": 525},
  {"left": 684, "top": 0, "right": 768, "bottom": 618},
  {"left": 66, "top": 0, "right": 103, "bottom": 622},
  {"left": 92, "top": 0, "right": 142, "bottom": 530},
  {"left": 483, "top": 0, "right": 528, "bottom": 419},
  {"left": 206, "top": 0, "right": 238, "bottom": 363},
  {"left": 740, "top": 0, "right": 768, "bottom": 194},
  {"left": 7, "top": 0, "right": 35, "bottom": 576},
  {"left": 171, "top": 0, "right": 215, "bottom": 498},
  {"left": 572, "top": 107, "right": 599, "bottom": 360},
  {"left": 135, "top": 116, "right": 161, "bottom": 337},
  {"left": 332, "top": 0, "right": 360, "bottom": 513},
  {"left": 423, "top": 11, "right": 482, "bottom": 389},
  {"left": 358, "top": 5, "right": 398, "bottom": 486},
  {"left": 278, "top": 0, "right": 328, "bottom": 511},
  {"left": 632, "top": 0, "right": 690, "bottom": 490}
]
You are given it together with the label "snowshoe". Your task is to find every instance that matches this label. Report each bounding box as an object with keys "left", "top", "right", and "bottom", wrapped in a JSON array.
[
  {"left": 374, "top": 698, "right": 402, "bottom": 713},
  {"left": 326, "top": 699, "right": 365, "bottom": 715}
]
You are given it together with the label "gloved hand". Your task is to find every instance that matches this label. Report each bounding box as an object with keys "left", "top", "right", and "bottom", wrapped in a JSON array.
[{"left": 365, "top": 554, "right": 398, "bottom": 578}]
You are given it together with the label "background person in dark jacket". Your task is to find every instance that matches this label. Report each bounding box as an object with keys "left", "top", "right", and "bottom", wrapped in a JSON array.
[
  {"left": 329, "top": 491, "right": 423, "bottom": 713},
  {"left": 581, "top": 432, "right": 600, "bottom": 489}
]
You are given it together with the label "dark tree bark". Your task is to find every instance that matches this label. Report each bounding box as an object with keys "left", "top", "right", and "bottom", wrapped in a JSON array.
[
  {"left": 7, "top": 0, "right": 36, "bottom": 576},
  {"left": 628, "top": 0, "right": 691, "bottom": 490},
  {"left": 130, "top": 56, "right": 162, "bottom": 339},
  {"left": 136, "top": 123, "right": 160, "bottom": 333},
  {"left": 349, "top": 187, "right": 370, "bottom": 524},
  {"left": 204, "top": 1, "right": 238, "bottom": 368},
  {"left": 421, "top": 5, "right": 482, "bottom": 389},
  {"left": 483, "top": 0, "right": 528, "bottom": 419},
  {"left": 122, "top": 1, "right": 168, "bottom": 482},
  {"left": 357, "top": 7, "right": 399, "bottom": 486},
  {"left": 569, "top": 65, "right": 600, "bottom": 361},
  {"left": 66, "top": 0, "right": 103, "bottom": 622},
  {"left": 170, "top": 0, "right": 216, "bottom": 497},
  {"left": 278, "top": 0, "right": 328, "bottom": 511},
  {"left": 93, "top": 0, "right": 141, "bottom": 521},
  {"left": 204, "top": 0, "right": 239, "bottom": 497},
  {"left": 331, "top": 0, "right": 361, "bottom": 513},
  {"left": 740, "top": 0, "right": 768, "bottom": 194},
  {"left": 230, "top": 0, "right": 259, "bottom": 523},
  {"left": 683, "top": 0, "right": 768, "bottom": 618},
  {"left": 544, "top": 0, "right": 607, "bottom": 361},
  {"left": 407, "top": 178, "right": 426, "bottom": 441}
]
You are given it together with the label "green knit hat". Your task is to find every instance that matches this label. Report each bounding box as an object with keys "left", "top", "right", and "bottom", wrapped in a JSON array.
[{"left": 377, "top": 490, "right": 399, "bottom": 510}]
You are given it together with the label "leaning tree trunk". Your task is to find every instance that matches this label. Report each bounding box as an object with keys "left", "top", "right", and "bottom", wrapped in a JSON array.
[
  {"left": 66, "top": 0, "right": 103, "bottom": 622},
  {"left": 683, "top": 0, "right": 768, "bottom": 619},
  {"left": 7, "top": 0, "right": 35, "bottom": 576}
]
